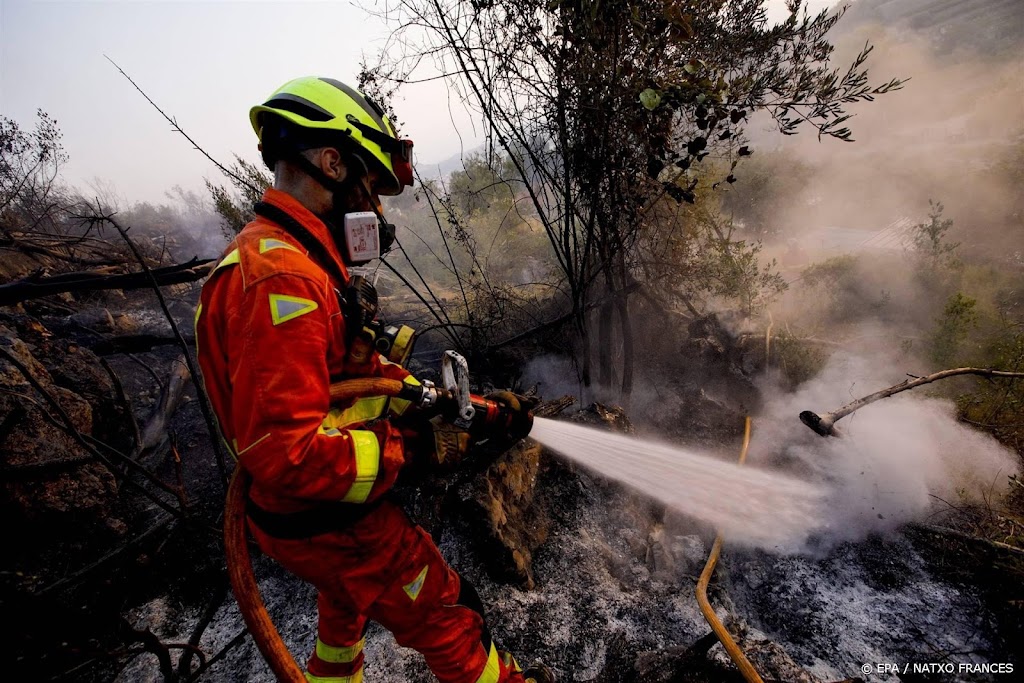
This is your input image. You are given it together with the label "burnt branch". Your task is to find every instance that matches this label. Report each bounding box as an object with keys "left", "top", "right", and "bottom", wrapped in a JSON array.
[
  {"left": 78, "top": 208, "right": 230, "bottom": 488},
  {"left": 0, "top": 258, "right": 214, "bottom": 306},
  {"left": 801, "top": 367, "right": 1024, "bottom": 437}
]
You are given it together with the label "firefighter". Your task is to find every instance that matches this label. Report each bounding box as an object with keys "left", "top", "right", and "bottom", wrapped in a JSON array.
[{"left": 194, "top": 77, "right": 553, "bottom": 683}]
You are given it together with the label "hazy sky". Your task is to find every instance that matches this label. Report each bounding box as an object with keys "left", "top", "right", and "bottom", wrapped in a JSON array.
[{"left": 0, "top": 0, "right": 833, "bottom": 204}]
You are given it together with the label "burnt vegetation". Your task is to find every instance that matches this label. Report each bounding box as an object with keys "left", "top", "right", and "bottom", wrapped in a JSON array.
[{"left": 3, "top": 0, "right": 1024, "bottom": 680}]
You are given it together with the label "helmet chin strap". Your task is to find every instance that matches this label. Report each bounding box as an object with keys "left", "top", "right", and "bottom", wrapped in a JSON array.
[
  {"left": 354, "top": 176, "right": 397, "bottom": 256},
  {"left": 291, "top": 149, "right": 396, "bottom": 260}
]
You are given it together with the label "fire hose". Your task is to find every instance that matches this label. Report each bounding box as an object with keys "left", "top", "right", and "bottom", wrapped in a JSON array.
[
  {"left": 224, "top": 356, "right": 530, "bottom": 680},
  {"left": 695, "top": 416, "right": 765, "bottom": 683},
  {"left": 224, "top": 377, "right": 410, "bottom": 682}
]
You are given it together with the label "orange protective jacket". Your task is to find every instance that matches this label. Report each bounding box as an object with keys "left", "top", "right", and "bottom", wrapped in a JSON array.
[{"left": 195, "top": 188, "right": 414, "bottom": 514}]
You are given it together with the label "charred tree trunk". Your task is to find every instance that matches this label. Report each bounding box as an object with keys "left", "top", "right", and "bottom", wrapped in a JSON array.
[
  {"left": 616, "top": 291, "right": 634, "bottom": 400},
  {"left": 577, "top": 307, "right": 592, "bottom": 389},
  {"left": 616, "top": 253, "right": 634, "bottom": 400},
  {"left": 597, "top": 297, "right": 614, "bottom": 389}
]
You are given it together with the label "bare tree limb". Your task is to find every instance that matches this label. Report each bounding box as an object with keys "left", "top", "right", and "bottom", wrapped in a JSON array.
[
  {"left": 79, "top": 208, "right": 230, "bottom": 488},
  {"left": 0, "top": 258, "right": 214, "bottom": 306},
  {"left": 104, "top": 56, "right": 261, "bottom": 196},
  {"left": 37, "top": 516, "right": 175, "bottom": 597},
  {"left": 801, "top": 367, "right": 1024, "bottom": 437}
]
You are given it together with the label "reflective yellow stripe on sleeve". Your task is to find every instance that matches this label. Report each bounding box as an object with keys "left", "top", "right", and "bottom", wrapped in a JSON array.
[
  {"left": 474, "top": 643, "right": 501, "bottom": 683},
  {"left": 388, "top": 375, "right": 422, "bottom": 416},
  {"left": 321, "top": 396, "right": 389, "bottom": 431},
  {"left": 340, "top": 430, "right": 379, "bottom": 503},
  {"left": 315, "top": 637, "right": 364, "bottom": 664}
]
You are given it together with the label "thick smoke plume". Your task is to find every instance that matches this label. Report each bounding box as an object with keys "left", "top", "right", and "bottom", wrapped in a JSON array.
[{"left": 745, "top": 2, "right": 1024, "bottom": 259}]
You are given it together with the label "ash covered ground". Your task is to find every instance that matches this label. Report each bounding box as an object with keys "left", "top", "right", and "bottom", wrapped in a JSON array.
[
  {"left": 116, "top": 431, "right": 1015, "bottom": 683},
  {"left": 4, "top": 305, "right": 1019, "bottom": 682}
]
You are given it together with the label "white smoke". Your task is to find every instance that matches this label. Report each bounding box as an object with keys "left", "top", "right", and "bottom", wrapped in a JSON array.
[{"left": 749, "top": 352, "right": 1020, "bottom": 548}]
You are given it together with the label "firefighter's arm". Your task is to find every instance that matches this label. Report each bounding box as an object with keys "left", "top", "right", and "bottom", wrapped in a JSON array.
[{"left": 229, "top": 273, "right": 404, "bottom": 503}]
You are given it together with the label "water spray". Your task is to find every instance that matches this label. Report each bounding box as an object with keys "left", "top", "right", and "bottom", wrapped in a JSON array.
[{"left": 530, "top": 417, "right": 826, "bottom": 548}]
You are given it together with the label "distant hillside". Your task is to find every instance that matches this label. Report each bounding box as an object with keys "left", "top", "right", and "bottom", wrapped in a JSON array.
[
  {"left": 415, "top": 144, "right": 486, "bottom": 183},
  {"left": 838, "top": 0, "right": 1024, "bottom": 55}
]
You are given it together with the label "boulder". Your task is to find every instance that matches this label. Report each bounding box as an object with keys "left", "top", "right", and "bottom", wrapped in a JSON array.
[
  {"left": 469, "top": 438, "right": 550, "bottom": 588},
  {"left": 0, "top": 320, "right": 123, "bottom": 527}
]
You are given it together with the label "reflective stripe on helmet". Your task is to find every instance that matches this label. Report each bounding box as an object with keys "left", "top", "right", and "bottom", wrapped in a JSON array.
[
  {"left": 315, "top": 637, "right": 364, "bottom": 664},
  {"left": 340, "top": 430, "right": 379, "bottom": 504},
  {"left": 319, "top": 78, "right": 390, "bottom": 135}
]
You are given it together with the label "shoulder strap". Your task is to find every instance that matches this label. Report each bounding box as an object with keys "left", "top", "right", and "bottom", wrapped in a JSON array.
[{"left": 253, "top": 201, "right": 348, "bottom": 289}]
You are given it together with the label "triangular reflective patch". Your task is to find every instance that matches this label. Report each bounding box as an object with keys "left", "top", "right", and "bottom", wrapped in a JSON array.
[
  {"left": 269, "top": 293, "right": 318, "bottom": 326},
  {"left": 260, "top": 238, "right": 299, "bottom": 254},
  {"left": 402, "top": 565, "right": 429, "bottom": 602}
]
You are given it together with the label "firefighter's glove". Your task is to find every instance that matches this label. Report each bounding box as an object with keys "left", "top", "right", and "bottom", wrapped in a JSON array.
[
  {"left": 427, "top": 415, "right": 472, "bottom": 468},
  {"left": 485, "top": 391, "right": 538, "bottom": 442}
]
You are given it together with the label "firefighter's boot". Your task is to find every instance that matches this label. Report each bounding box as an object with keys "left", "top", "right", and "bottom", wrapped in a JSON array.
[{"left": 523, "top": 662, "right": 556, "bottom": 683}]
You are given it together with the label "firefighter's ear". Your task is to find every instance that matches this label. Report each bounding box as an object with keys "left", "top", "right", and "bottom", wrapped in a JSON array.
[{"left": 316, "top": 147, "right": 347, "bottom": 182}]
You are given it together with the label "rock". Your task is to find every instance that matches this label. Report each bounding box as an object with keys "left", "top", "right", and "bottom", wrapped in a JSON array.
[
  {"left": 0, "top": 321, "right": 123, "bottom": 526},
  {"left": 671, "top": 534, "right": 708, "bottom": 569},
  {"left": 738, "top": 636, "right": 823, "bottom": 683},
  {"left": 4, "top": 312, "right": 132, "bottom": 451},
  {"left": 68, "top": 308, "right": 117, "bottom": 333},
  {"left": 0, "top": 315, "right": 133, "bottom": 540},
  {"left": 632, "top": 642, "right": 746, "bottom": 683},
  {"left": 468, "top": 438, "right": 550, "bottom": 588},
  {"left": 661, "top": 385, "right": 747, "bottom": 447},
  {"left": 678, "top": 313, "right": 763, "bottom": 416}
]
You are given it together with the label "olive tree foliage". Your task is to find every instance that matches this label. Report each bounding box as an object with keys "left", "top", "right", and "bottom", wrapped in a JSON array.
[
  {"left": 0, "top": 111, "right": 80, "bottom": 272},
  {"left": 361, "top": 0, "right": 903, "bottom": 396}
]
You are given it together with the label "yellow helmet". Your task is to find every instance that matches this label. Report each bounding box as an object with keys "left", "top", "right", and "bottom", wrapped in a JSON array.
[{"left": 250, "top": 77, "right": 413, "bottom": 195}]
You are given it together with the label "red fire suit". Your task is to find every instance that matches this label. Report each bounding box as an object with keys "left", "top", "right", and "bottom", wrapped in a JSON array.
[{"left": 195, "top": 188, "right": 526, "bottom": 682}]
